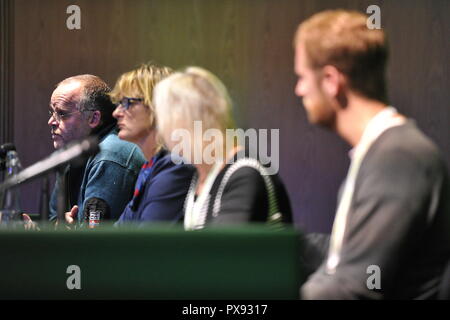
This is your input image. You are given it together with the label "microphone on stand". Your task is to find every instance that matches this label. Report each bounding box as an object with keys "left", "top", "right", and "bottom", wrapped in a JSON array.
[
  {"left": 0, "top": 143, "right": 17, "bottom": 210},
  {"left": 0, "top": 137, "right": 99, "bottom": 224},
  {"left": 0, "top": 143, "right": 16, "bottom": 171},
  {"left": 0, "top": 136, "right": 99, "bottom": 193}
]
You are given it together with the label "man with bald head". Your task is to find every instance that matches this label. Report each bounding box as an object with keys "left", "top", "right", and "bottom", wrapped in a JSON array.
[{"left": 47, "top": 75, "right": 145, "bottom": 225}]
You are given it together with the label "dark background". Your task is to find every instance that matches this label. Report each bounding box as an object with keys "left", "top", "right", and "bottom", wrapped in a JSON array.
[{"left": 1, "top": 0, "right": 449, "bottom": 233}]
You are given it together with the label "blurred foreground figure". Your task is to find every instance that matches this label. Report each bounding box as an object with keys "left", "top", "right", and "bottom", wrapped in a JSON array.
[
  {"left": 153, "top": 67, "right": 292, "bottom": 229},
  {"left": 294, "top": 10, "right": 450, "bottom": 299}
]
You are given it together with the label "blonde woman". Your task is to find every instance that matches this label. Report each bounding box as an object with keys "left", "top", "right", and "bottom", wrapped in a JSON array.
[
  {"left": 109, "top": 64, "right": 195, "bottom": 225},
  {"left": 153, "top": 67, "right": 292, "bottom": 230}
]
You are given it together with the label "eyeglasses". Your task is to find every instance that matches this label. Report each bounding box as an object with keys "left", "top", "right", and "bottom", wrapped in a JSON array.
[
  {"left": 48, "top": 109, "right": 83, "bottom": 122},
  {"left": 116, "top": 97, "right": 144, "bottom": 110},
  {"left": 48, "top": 106, "right": 96, "bottom": 122}
]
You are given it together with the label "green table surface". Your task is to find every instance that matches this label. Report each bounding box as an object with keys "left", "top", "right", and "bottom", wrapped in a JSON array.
[{"left": 0, "top": 224, "right": 303, "bottom": 299}]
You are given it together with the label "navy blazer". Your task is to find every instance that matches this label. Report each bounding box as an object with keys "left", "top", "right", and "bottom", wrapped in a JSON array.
[{"left": 115, "top": 149, "right": 195, "bottom": 226}]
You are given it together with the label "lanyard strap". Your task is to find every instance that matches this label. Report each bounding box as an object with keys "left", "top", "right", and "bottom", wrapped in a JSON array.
[{"left": 212, "top": 157, "right": 283, "bottom": 226}]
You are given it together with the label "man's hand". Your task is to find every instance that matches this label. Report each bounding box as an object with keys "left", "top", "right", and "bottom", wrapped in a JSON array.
[
  {"left": 22, "top": 213, "right": 40, "bottom": 231},
  {"left": 65, "top": 205, "right": 78, "bottom": 225}
]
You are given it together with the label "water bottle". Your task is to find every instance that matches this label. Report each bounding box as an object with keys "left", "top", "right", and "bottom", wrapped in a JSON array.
[{"left": 0, "top": 150, "right": 22, "bottom": 228}]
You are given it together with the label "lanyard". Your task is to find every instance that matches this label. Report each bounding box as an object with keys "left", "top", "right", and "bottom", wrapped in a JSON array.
[{"left": 326, "top": 107, "right": 406, "bottom": 274}]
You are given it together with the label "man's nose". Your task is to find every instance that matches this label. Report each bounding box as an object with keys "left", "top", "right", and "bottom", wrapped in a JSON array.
[{"left": 48, "top": 114, "right": 58, "bottom": 127}]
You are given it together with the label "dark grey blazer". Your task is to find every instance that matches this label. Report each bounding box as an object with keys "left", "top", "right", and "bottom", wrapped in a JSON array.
[{"left": 301, "top": 121, "right": 450, "bottom": 299}]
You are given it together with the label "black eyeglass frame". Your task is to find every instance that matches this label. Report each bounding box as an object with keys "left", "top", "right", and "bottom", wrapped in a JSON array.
[
  {"left": 48, "top": 104, "right": 98, "bottom": 122},
  {"left": 48, "top": 108, "right": 87, "bottom": 122},
  {"left": 116, "top": 97, "right": 144, "bottom": 110}
]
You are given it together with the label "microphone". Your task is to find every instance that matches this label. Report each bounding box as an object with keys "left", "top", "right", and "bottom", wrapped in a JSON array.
[
  {"left": 0, "top": 143, "right": 16, "bottom": 171},
  {"left": 0, "top": 136, "right": 99, "bottom": 192},
  {"left": 0, "top": 143, "right": 18, "bottom": 210}
]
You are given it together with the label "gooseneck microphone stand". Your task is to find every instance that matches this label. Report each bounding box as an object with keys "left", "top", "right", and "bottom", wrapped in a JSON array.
[
  {"left": 0, "top": 137, "right": 99, "bottom": 227},
  {"left": 56, "top": 166, "right": 68, "bottom": 225},
  {"left": 39, "top": 176, "right": 50, "bottom": 222},
  {"left": 0, "top": 143, "right": 16, "bottom": 210}
]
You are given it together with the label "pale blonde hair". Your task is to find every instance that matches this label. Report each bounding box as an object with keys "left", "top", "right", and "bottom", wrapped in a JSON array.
[{"left": 153, "top": 66, "right": 235, "bottom": 154}]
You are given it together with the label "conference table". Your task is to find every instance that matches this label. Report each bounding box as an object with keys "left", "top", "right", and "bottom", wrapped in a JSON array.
[{"left": 0, "top": 224, "right": 303, "bottom": 299}]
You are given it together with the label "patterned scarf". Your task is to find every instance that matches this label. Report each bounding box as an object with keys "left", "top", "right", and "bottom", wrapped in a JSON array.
[{"left": 129, "top": 157, "right": 155, "bottom": 211}]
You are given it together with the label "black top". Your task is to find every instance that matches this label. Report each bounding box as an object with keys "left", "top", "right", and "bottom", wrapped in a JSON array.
[{"left": 186, "top": 150, "right": 292, "bottom": 228}]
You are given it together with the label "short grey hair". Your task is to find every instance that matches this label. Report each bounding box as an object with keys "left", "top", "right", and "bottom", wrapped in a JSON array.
[{"left": 57, "top": 74, "right": 116, "bottom": 131}]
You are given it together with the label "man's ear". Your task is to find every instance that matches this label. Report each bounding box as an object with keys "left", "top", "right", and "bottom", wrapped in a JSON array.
[
  {"left": 321, "top": 65, "right": 344, "bottom": 98},
  {"left": 88, "top": 110, "right": 101, "bottom": 128}
]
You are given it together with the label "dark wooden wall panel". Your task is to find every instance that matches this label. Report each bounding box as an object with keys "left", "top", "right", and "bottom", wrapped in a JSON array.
[
  {"left": 0, "top": 0, "right": 14, "bottom": 145},
  {"left": 12, "top": 0, "right": 449, "bottom": 232}
]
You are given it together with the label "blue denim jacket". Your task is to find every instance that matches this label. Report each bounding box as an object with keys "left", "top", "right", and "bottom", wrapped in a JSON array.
[{"left": 50, "top": 127, "right": 145, "bottom": 223}]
